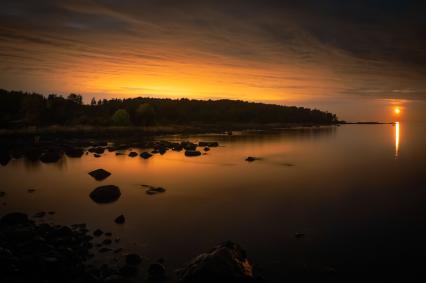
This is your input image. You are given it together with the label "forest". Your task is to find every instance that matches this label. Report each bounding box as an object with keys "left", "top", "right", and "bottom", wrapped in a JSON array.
[{"left": 0, "top": 89, "right": 338, "bottom": 128}]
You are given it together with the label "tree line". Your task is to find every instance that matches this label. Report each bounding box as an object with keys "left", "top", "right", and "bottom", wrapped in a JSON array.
[{"left": 0, "top": 89, "right": 338, "bottom": 128}]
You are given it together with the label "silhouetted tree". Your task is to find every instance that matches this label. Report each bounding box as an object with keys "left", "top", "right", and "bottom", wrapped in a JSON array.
[
  {"left": 90, "top": 97, "right": 97, "bottom": 106},
  {"left": 111, "top": 109, "right": 131, "bottom": 126},
  {"left": 135, "top": 103, "right": 156, "bottom": 126}
]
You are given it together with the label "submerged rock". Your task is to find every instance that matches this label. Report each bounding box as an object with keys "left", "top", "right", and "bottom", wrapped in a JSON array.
[
  {"left": 88, "top": 168, "right": 111, "bottom": 181},
  {"left": 128, "top": 151, "right": 138, "bottom": 157},
  {"left": 185, "top": 150, "right": 201, "bottom": 157},
  {"left": 146, "top": 187, "right": 166, "bottom": 195},
  {"left": 245, "top": 156, "right": 259, "bottom": 162},
  {"left": 65, "top": 148, "right": 84, "bottom": 158},
  {"left": 198, "top": 141, "right": 219, "bottom": 147},
  {"left": 176, "top": 241, "right": 258, "bottom": 283},
  {"left": 114, "top": 214, "right": 125, "bottom": 224},
  {"left": 89, "top": 185, "right": 121, "bottom": 204},
  {"left": 140, "top": 152, "right": 153, "bottom": 159},
  {"left": 40, "top": 151, "right": 62, "bottom": 163}
]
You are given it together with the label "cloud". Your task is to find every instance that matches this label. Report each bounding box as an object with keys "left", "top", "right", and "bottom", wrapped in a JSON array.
[{"left": 0, "top": 0, "right": 425, "bottom": 104}]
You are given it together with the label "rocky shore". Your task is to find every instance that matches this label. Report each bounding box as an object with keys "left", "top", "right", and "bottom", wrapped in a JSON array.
[{"left": 0, "top": 212, "right": 262, "bottom": 283}]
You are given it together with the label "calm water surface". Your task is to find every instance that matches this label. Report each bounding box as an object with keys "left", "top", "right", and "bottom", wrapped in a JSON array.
[{"left": 1, "top": 123, "right": 426, "bottom": 280}]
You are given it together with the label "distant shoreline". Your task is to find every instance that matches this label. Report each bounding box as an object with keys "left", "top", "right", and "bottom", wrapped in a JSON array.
[{"left": 0, "top": 121, "right": 393, "bottom": 139}]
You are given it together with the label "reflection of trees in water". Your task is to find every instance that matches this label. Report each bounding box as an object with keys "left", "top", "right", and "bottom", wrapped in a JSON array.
[
  {"left": 185, "top": 126, "right": 337, "bottom": 144},
  {"left": 22, "top": 155, "right": 68, "bottom": 171}
]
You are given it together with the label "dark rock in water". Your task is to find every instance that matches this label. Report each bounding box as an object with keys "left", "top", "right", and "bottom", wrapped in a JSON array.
[
  {"left": 245, "top": 156, "right": 259, "bottom": 162},
  {"left": 114, "top": 214, "right": 126, "bottom": 224},
  {"left": 115, "top": 152, "right": 125, "bottom": 156},
  {"left": 105, "top": 232, "right": 112, "bottom": 236},
  {"left": 48, "top": 211, "right": 55, "bottom": 215},
  {"left": 0, "top": 191, "right": 5, "bottom": 197},
  {"left": 88, "top": 147, "right": 105, "bottom": 154},
  {"left": 140, "top": 151, "right": 153, "bottom": 159},
  {"left": 295, "top": 233, "right": 305, "bottom": 239},
  {"left": 40, "top": 151, "right": 62, "bottom": 163},
  {"left": 1, "top": 212, "right": 29, "bottom": 225},
  {"left": 65, "top": 148, "right": 84, "bottom": 158},
  {"left": 176, "top": 241, "right": 258, "bottom": 283},
  {"left": 128, "top": 151, "right": 138, "bottom": 157},
  {"left": 198, "top": 141, "right": 219, "bottom": 147},
  {"left": 89, "top": 185, "right": 121, "bottom": 204},
  {"left": 94, "top": 153, "right": 101, "bottom": 158},
  {"left": 0, "top": 150, "right": 11, "bottom": 166},
  {"left": 204, "top": 147, "right": 210, "bottom": 152},
  {"left": 33, "top": 211, "right": 46, "bottom": 218},
  {"left": 146, "top": 187, "right": 166, "bottom": 195},
  {"left": 181, "top": 141, "right": 197, "bottom": 151},
  {"left": 185, "top": 150, "right": 201, "bottom": 157},
  {"left": 27, "top": 189, "right": 36, "bottom": 193},
  {"left": 126, "top": 253, "right": 142, "bottom": 265},
  {"left": 88, "top": 168, "right": 111, "bottom": 181},
  {"left": 93, "top": 229, "right": 103, "bottom": 237},
  {"left": 148, "top": 263, "right": 166, "bottom": 280}
]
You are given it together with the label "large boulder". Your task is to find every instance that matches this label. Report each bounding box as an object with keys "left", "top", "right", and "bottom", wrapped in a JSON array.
[
  {"left": 176, "top": 241, "right": 259, "bottom": 283},
  {"left": 88, "top": 169, "right": 111, "bottom": 181},
  {"left": 89, "top": 185, "right": 121, "bottom": 204}
]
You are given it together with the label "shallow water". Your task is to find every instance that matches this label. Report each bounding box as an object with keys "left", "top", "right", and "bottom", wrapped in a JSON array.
[{"left": 1, "top": 123, "right": 426, "bottom": 280}]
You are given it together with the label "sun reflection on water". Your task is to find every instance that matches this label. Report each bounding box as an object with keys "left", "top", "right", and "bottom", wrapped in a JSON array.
[{"left": 395, "top": 122, "right": 399, "bottom": 159}]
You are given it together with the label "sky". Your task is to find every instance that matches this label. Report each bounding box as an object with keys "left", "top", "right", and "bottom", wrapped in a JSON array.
[{"left": 1, "top": 0, "right": 425, "bottom": 121}]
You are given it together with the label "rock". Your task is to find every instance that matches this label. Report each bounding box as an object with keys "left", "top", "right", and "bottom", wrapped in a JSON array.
[
  {"left": 99, "top": 247, "right": 112, "bottom": 253},
  {"left": 33, "top": 211, "right": 46, "bottom": 218},
  {"left": 48, "top": 211, "right": 55, "bottom": 215},
  {"left": 114, "top": 214, "right": 125, "bottom": 224},
  {"left": 146, "top": 187, "right": 166, "bottom": 195},
  {"left": 40, "top": 151, "right": 62, "bottom": 163},
  {"left": 93, "top": 229, "right": 103, "bottom": 236},
  {"left": 245, "top": 156, "right": 259, "bottom": 162},
  {"left": 295, "top": 233, "right": 305, "bottom": 239},
  {"left": 176, "top": 241, "right": 258, "bottom": 283},
  {"left": 65, "top": 148, "right": 84, "bottom": 158},
  {"left": 126, "top": 253, "right": 142, "bottom": 265},
  {"left": 185, "top": 150, "right": 201, "bottom": 157},
  {"left": 27, "top": 189, "right": 36, "bottom": 193},
  {"left": 148, "top": 263, "right": 166, "bottom": 280},
  {"left": 1, "top": 212, "right": 29, "bottom": 225},
  {"left": 0, "top": 191, "right": 5, "bottom": 197},
  {"left": 105, "top": 232, "right": 112, "bottom": 236},
  {"left": 94, "top": 154, "right": 101, "bottom": 158},
  {"left": 88, "top": 147, "right": 105, "bottom": 154},
  {"left": 203, "top": 147, "right": 210, "bottom": 152},
  {"left": 181, "top": 141, "right": 197, "bottom": 151},
  {"left": 198, "top": 142, "right": 219, "bottom": 147},
  {"left": 89, "top": 185, "right": 121, "bottom": 204},
  {"left": 128, "top": 152, "right": 138, "bottom": 157},
  {"left": 140, "top": 152, "right": 153, "bottom": 159},
  {"left": 88, "top": 169, "right": 111, "bottom": 181}
]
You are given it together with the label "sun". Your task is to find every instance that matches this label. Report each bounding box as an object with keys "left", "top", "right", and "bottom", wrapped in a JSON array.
[{"left": 394, "top": 107, "right": 401, "bottom": 114}]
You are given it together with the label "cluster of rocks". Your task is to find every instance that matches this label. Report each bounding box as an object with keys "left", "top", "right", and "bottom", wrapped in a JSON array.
[
  {"left": 0, "top": 139, "right": 220, "bottom": 166},
  {"left": 0, "top": 212, "right": 141, "bottom": 283},
  {"left": 1, "top": 212, "right": 262, "bottom": 283}
]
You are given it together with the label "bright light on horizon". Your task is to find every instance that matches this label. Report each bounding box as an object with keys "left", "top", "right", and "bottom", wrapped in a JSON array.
[{"left": 394, "top": 107, "right": 401, "bottom": 114}]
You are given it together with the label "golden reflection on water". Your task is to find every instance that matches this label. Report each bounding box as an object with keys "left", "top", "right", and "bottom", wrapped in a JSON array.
[{"left": 395, "top": 122, "right": 400, "bottom": 159}]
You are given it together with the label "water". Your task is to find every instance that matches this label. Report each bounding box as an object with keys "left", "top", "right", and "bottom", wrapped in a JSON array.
[{"left": 1, "top": 123, "right": 426, "bottom": 280}]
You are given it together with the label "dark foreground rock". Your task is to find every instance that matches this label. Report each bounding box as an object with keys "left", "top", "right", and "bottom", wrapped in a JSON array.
[
  {"left": 176, "top": 241, "right": 261, "bottom": 283},
  {"left": 0, "top": 212, "right": 134, "bottom": 283},
  {"left": 89, "top": 185, "right": 121, "bottom": 204},
  {"left": 89, "top": 169, "right": 112, "bottom": 181},
  {"left": 114, "top": 215, "right": 125, "bottom": 224}
]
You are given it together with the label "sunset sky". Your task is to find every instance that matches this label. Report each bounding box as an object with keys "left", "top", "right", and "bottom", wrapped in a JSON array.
[{"left": 1, "top": 0, "right": 425, "bottom": 121}]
